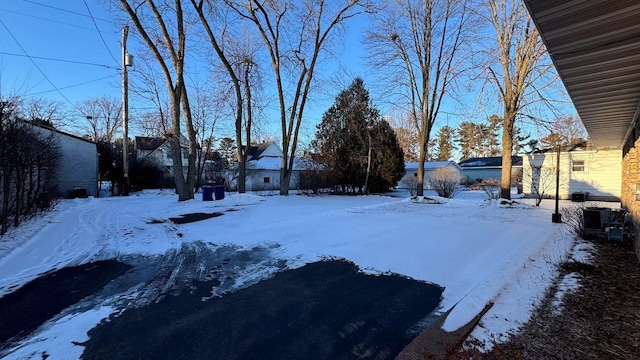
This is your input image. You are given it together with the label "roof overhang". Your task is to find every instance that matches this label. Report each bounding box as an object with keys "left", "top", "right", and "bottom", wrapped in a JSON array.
[{"left": 524, "top": 0, "right": 640, "bottom": 149}]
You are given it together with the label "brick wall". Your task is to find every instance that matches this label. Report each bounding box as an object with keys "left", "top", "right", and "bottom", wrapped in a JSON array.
[{"left": 622, "top": 137, "right": 640, "bottom": 263}]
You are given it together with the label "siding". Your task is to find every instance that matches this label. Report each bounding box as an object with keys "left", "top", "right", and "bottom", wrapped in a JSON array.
[
  {"left": 522, "top": 149, "right": 621, "bottom": 201},
  {"left": 55, "top": 132, "right": 99, "bottom": 197}
]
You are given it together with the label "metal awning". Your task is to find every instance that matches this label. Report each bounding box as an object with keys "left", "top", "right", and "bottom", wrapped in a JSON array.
[{"left": 524, "top": 0, "right": 640, "bottom": 149}]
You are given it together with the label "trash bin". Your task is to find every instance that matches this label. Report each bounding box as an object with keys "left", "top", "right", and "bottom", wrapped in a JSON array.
[
  {"left": 202, "top": 185, "right": 214, "bottom": 201},
  {"left": 214, "top": 185, "right": 225, "bottom": 200}
]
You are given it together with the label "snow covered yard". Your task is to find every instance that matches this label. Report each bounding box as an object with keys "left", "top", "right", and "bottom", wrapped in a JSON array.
[{"left": 0, "top": 189, "right": 578, "bottom": 358}]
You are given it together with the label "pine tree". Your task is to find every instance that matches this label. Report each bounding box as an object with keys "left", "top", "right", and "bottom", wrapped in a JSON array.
[
  {"left": 434, "top": 126, "right": 456, "bottom": 161},
  {"left": 312, "top": 78, "right": 405, "bottom": 193}
]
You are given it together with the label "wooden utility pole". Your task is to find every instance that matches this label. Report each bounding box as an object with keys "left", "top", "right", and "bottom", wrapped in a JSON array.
[{"left": 122, "top": 25, "right": 130, "bottom": 196}]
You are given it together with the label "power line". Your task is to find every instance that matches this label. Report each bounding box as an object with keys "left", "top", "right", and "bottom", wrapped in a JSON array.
[
  {"left": 24, "top": 74, "right": 120, "bottom": 97},
  {"left": 83, "top": 0, "right": 119, "bottom": 66},
  {"left": 0, "top": 18, "right": 74, "bottom": 106},
  {"left": 22, "top": 0, "right": 113, "bottom": 23},
  {"left": 0, "top": 7, "right": 98, "bottom": 32},
  {"left": 0, "top": 51, "right": 120, "bottom": 69}
]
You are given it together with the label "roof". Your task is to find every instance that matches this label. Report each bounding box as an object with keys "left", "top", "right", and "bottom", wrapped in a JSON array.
[
  {"left": 405, "top": 161, "right": 461, "bottom": 171},
  {"left": 28, "top": 121, "right": 97, "bottom": 145},
  {"left": 524, "top": 0, "right": 640, "bottom": 149},
  {"left": 246, "top": 142, "right": 279, "bottom": 161},
  {"left": 458, "top": 156, "right": 522, "bottom": 168},
  {"left": 135, "top": 136, "right": 166, "bottom": 151}
]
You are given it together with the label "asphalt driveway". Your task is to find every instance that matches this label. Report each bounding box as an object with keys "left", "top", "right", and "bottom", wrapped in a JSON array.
[{"left": 1, "top": 242, "right": 443, "bottom": 359}]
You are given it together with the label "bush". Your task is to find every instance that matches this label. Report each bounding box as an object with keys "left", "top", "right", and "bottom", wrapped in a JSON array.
[
  {"left": 561, "top": 203, "right": 591, "bottom": 239},
  {"left": 480, "top": 179, "right": 501, "bottom": 200},
  {"left": 402, "top": 176, "right": 418, "bottom": 196},
  {"left": 429, "top": 167, "right": 461, "bottom": 198}
]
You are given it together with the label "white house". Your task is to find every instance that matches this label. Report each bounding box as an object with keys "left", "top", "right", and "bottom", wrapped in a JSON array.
[
  {"left": 521, "top": 148, "right": 622, "bottom": 201},
  {"left": 400, "top": 161, "right": 463, "bottom": 190},
  {"left": 134, "top": 135, "right": 191, "bottom": 180},
  {"left": 230, "top": 142, "right": 321, "bottom": 191}
]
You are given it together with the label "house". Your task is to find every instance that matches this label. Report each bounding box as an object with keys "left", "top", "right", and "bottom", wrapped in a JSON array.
[
  {"left": 524, "top": 1, "right": 640, "bottom": 259},
  {"left": 458, "top": 156, "right": 522, "bottom": 185},
  {"left": 31, "top": 123, "right": 99, "bottom": 198},
  {"left": 521, "top": 148, "right": 622, "bottom": 201},
  {"left": 229, "top": 142, "right": 321, "bottom": 191},
  {"left": 400, "top": 161, "right": 462, "bottom": 190},
  {"left": 134, "top": 135, "right": 191, "bottom": 180}
]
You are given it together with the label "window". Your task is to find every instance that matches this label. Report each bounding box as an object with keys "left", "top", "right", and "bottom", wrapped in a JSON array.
[
  {"left": 572, "top": 160, "right": 585, "bottom": 172},
  {"left": 414, "top": 173, "right": 417, "bottom": 177},
  {"left": 263, "top": 177, "right": 270, "bottom": 184}
]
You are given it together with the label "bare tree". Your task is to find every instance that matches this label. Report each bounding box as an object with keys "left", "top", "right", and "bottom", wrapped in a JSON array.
[
  {"left": 119, "top": 0, "right": 198, "bottom": 201},
  {"left": 225, "top": 0, "right": 373, "bottom": 195},
  {"left": 75, "top": 96, "right": 122, "bottom": 143},
  {"left": 539, "top": 115, "right": 587, "bottom": 149},
  {"left": 523, "top": 164, "right": 560, "bottom": 206},
  {"left": 21, "top": 97, "right": 68, "bottom": 128},
  {"left": 129, "top": 53, "right": 171, "bottom": 137},
  {"left": 192, "top": 0, "right": 269, "bottom": 193},
  {"left": 387, "top": 112, "right": 419, "bottom": 162},
  {"left": 483, "top": 0, "right": 556, "bottom": 199},
  {"left": 366, "top": 0, "right": 473, "bottom": 196},
  {"left": 190, "top": 83, "right": 223, "bottom": 188}
]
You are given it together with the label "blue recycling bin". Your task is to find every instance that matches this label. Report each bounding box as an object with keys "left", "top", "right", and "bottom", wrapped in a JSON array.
[
  {"left": 202, "top": 185, "right": 214, "bottom": 201},
  {"left": 214, "top": 185, "right": 225, "bottom": 200}
]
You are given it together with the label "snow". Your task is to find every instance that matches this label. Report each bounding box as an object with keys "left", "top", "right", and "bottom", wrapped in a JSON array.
[{"left": 0, "top": 189, "right": 594, "bottom": 357}]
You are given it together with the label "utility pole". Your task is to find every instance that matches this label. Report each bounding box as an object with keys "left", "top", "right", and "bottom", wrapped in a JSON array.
[{"left": 122, "top": 25, "right": 130, "bottom": 196}]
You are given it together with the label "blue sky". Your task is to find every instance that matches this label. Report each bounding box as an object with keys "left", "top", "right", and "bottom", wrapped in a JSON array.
[
  {"left": 0, "top": 1, "right": 122, "bottom": 108},
  {"left": 0, "top": 0, "right": 571, "bottom": 147}
]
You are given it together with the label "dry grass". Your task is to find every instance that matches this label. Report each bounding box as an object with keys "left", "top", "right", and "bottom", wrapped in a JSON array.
[{"left": 449, "top": 237, "right": 640, "bottom": 359}]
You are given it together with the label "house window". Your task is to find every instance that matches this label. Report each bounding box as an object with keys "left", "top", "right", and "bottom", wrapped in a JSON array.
[
  {"left": 414, "top": 173, "right": 417, "bottom": 177},
  {"left": 263, "top": 177, "right": 270, "bottom": 184},
  {"left": 572, "top": 160, "right": 585, "bottom": 172}
]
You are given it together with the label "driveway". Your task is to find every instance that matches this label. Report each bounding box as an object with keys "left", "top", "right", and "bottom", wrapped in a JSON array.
[{"left": 1, "top": 242, "right": 443, "bottom": 359}]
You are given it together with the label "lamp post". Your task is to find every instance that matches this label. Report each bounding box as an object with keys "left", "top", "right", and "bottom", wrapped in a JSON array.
[{"left": 552, "top": 139, "right": 562, "bottom": 223}]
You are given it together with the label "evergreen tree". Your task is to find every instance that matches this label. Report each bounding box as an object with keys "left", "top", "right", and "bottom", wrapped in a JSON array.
[
  {"left": 484, "top": 115, "right": 502, "bottom": 155},
  {"left": 456, "top": 121, "right": 480, "bottom": 159},
  {"left": 312, "top": 78, "right": 404, "bottom": 193},
  {"left": 434, "top": 126, "right": 456, "bottom": 161}
]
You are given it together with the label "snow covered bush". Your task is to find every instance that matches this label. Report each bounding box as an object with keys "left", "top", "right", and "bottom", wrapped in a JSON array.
[{"left": 429, "top": 167, "right": 461, "bottom": 198}]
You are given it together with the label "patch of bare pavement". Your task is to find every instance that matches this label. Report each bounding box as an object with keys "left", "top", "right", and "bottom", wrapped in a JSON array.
[
  {"left": 0, "top": 240, "right": 444, "bottom": 359},
  {"left": 83, "top": 260, "right": 443, "bottom": 360}
]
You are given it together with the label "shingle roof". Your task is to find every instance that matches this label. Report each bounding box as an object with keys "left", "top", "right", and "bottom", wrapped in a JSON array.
[{"left": 245, "top": 142, "right": 274, "bottom": 161}]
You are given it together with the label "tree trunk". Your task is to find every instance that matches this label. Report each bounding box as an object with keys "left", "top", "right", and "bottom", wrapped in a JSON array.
[
  {"left": 364, "top": 132, "right": 372, "bottom": 194},
  {"left": 500, "top": 115, "right": 515, "bottom": 199},
  {"left": 238, "top": 158, "right": 246, "bottom": 193},
  {"left": 416, "top": 133, "right": 426, "bottom": 197},
  {"left": 280, "top": 166, "right": 293, "bottom": 195}
]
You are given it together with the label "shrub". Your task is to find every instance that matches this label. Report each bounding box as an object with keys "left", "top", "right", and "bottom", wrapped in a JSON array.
[
  {"left": 402, "top": 176, "right": 418, "bottom": 196},
  {"left": 429, "top": 167, "right": 461, "bottom": 198},
  {"left": 480, "top": 179, "right": 501, "bottom": 200},
  {"left": 561, "top": 203, "right": 591, "bottom": 239}
]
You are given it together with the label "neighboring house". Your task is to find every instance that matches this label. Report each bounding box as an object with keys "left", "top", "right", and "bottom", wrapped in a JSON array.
[
  {"left": 458, "top": 156, "right": 523, "bottom": 185},
  {"left": 229, "top": 142, "right": 320, "bottom": 191},
  {"left": 134, "top": 135, "right": 191, "bottom": 180},
  {"left": 400, "top": 161, "right": 462, "bottom": 190},
  {"left": 521, "top": 148, "right": 622, "bottom": 201},
  {"left": 31, "top": 123, "right": 99, "bottom": 198}
]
